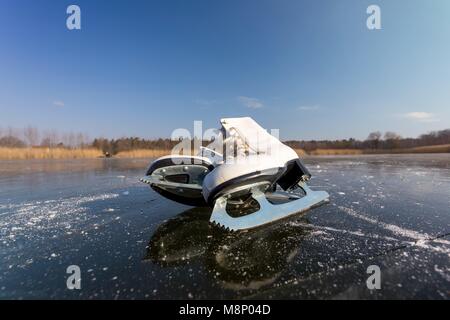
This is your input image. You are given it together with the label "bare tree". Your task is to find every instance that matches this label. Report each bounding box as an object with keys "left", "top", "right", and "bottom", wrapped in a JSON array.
[
  {"left": 50, "top": 130, "right": 60, "bottom": 147},
  {"left": 384, "top": 131, "right": 402, "bottom": 140},
  {"left": 0, "top": 136, "right": 26, "bottom": 148},
  {"left": 367, "top": 131, "right": 382, "bottom": 141},
  {"left": 366, "top": 131, "right": 382, "bottom": 149},
  {"left": 76, "top": 132, "right": 86, "bottom": 148},
  {"left": 39, "top": 129, "right": 64, "bottom": 148},
  {"left": 7, "top": 127, "right": 21, "bottom": 140},
  {"left": 67, "top": 132, "right": 76, "bottom": 148},
  {"left": 23, "top": 126, "right": 39, "bottom": 147},
  {"left": 60, "top": 133, "right": 68, "bottom": 147},
  {"left": 384, "top": 131, "right": 402, "bottom": 149}
]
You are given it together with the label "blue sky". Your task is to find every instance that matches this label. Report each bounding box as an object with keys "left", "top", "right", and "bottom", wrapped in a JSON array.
[{"left": 1, "top": 0, "right": 449, "bottom": 140}]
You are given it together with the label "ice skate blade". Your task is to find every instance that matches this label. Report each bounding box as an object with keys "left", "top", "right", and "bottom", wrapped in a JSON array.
[{"left": 209, "top": 182, "right": 329, "bottom": 231}]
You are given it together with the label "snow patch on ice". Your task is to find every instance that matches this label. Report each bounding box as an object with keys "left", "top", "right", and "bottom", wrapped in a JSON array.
[
  {"left": 338, "top": 206, "right": 430, "bottom": 241},
  {"left": 434, "top": 265, "right": 450, "bottom": 282},
  {"left": 289, "top": 221, "right": 399, "bottom": 242},
  {"left": 0, "top": 193, "right": 120, "bottom": 244},
  {"left": 338, "top": 206, "right": 450, "bottom": 257}
]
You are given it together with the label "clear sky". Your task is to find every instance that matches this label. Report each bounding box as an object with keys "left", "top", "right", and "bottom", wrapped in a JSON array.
[{"left": 1, "top": 0, "right": 449, "bottom": 140}]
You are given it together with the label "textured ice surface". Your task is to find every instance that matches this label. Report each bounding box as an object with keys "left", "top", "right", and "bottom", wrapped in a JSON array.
[
  {"left": 0, "top": 155, "right": 449, "bottom": 299},
  {"left": 0, "top": 193, "right": 119, "bottom": 243}
]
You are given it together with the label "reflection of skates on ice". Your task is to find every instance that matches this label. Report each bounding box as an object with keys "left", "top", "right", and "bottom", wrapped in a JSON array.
[{"left": 144, "top": 207, "right": 312, "bottom": 291}]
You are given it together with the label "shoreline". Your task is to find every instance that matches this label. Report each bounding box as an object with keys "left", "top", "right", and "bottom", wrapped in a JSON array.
[{"left": 0, "top": 145, "right": 449, "bottom": 160}]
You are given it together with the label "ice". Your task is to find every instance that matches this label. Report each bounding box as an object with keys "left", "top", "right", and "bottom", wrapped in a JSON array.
[
  {"left": 338, "top": 206, "right": 430, "bottom": 241},
  {"left": 0, "top": 193, "right": 120, "bottom": 244}
]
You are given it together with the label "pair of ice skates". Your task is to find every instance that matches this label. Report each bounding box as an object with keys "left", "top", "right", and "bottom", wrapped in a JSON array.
[{"left": 141, "top": 117, "right": 329, "bottom": 231}]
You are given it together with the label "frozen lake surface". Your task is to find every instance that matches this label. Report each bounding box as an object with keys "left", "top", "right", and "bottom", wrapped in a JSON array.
[{"left": 0, "top": 154, "right": 449, "bottom": 299}]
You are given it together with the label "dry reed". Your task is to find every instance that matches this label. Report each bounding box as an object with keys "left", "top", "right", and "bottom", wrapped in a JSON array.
[
  {"left": 115, "top": 149, "right": 171, "bottom": 158},
  {"left": 0, "top": 147, "right": 103, "bottom": 160}
]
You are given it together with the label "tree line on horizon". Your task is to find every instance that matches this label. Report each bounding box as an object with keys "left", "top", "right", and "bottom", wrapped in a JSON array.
[
  {"left": 0, "top": 126, "right": 91, "bottom": 149},
  {"left": 1, "top": 126, "right": 450, "bottom": 155},
  {"left": 284, "top": 129, "right": 450, "bottom": 151}
]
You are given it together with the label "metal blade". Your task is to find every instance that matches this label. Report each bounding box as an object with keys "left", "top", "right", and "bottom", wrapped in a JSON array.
[{"left": 209, "top": 182, "right": 329, "bottom": 231}]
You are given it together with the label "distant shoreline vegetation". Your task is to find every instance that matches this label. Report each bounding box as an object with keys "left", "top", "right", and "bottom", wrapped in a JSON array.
[{"left": 0, "top": 126, "right": 449, "bottom": 160}]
